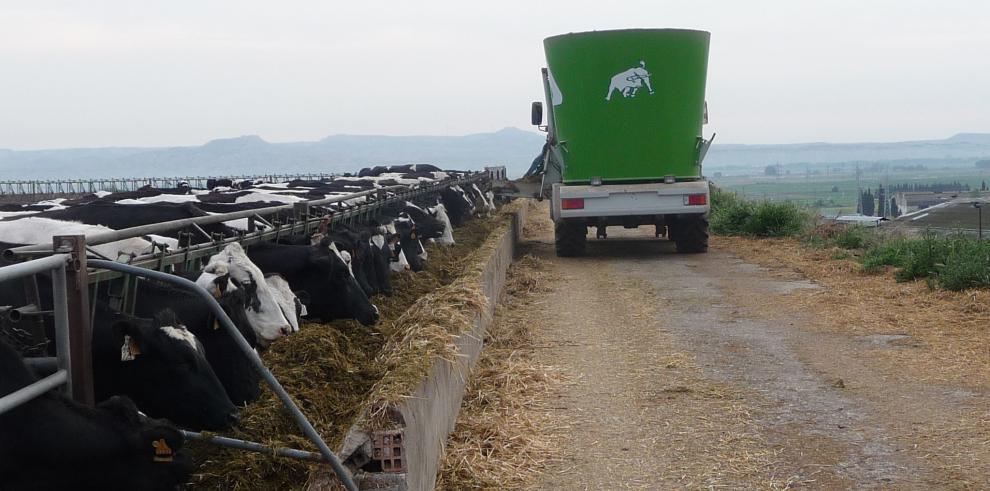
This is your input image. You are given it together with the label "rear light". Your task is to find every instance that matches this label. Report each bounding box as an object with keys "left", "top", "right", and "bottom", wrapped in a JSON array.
[
  {"left": 561, "top": 198, "right": 585, "bottom": 210},
  {"left": 684, "top": 194, "right": 707, "bottom": 206}
]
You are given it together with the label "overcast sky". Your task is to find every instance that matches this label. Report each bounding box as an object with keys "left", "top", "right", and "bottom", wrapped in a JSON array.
[{"left": 1, "top": 0, "right": 988, "bottom": 150}]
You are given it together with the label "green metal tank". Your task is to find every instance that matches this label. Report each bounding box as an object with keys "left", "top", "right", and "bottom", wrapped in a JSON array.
[{"left": 543, "top": 29, "right": 710, "bottom": 183}]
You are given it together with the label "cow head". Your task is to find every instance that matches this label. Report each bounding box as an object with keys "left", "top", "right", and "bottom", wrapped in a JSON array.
[
  {"left": 326, "top": 229, "right": 379, "bottom": 296},
  {"left": 429, "top": 202, "right": 456, "bottom": 245},
  {"left": 393, "top": 217, "right": 427, "bottom": 272},
  {"left": 311, "top": 240, "right": 380, "bottom": 326},
  {"left": 263, "top": 274, "right": 307, "bottom": 333},
  {"left": 368, "top": 230, "right": 394, "bottom": 295},
  {"left": 440, "top": 187, "right": 475, "bottom": 227},
  {"left": 112, "top": 310, "right": 239, "bottom": 431},
  {"left": 200, "top": 243, "right": 294, "bottom": 346},
  {"left": 398, "top": 202, "right": 446, "bottom": 240}
]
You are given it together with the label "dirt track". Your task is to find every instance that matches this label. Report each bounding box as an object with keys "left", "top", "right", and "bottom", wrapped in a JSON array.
[{"left": 516, "top": 205, "right": 988, "bottom": 490}]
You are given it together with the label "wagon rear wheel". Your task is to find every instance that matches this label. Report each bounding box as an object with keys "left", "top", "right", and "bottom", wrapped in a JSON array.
[{"left": 554, "top": 220, "right": 587, "bottom": 257}]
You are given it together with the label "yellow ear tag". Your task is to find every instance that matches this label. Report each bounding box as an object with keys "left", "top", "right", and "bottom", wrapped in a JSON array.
[
  {"left": 410, "top": 232, "right": 417, "bottom": 240},
  {"left": 152, "top": 438, "right": 174, "bottom": 462}
]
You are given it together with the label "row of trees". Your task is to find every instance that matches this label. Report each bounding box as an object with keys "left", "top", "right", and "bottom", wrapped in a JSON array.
[{"left": 859, "top": 187, "right": 900, "bottom": 218}]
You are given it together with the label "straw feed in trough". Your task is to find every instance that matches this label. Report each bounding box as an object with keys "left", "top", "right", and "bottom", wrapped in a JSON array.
[{"left": 191, "top": 210, "right": 511, "bottom": 490}]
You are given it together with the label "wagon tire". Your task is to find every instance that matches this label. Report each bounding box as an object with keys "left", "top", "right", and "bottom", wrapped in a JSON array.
[
  {"left": 673, "top": 215, "right": 709, "bottom": 253},
  {"left": 555, "top": 221, "right": 586, "bottom": 257}
]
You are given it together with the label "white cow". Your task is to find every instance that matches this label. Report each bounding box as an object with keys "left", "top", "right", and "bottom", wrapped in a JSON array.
[
  {"left": 197, "top": 243, "right": 295, "bottom": 347},
  {"left": 0, "top": 217, "right": 156, "bottom": 260}
]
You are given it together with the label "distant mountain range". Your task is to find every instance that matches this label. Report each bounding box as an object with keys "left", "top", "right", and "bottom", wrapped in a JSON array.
[
  {"left": 1, "top": 129, "right": 989, "bottom": 181},
  {"left": 0, "top": 128, "right": 547, "bottom": 181},
  {"left": 705, "top": 133, "right": 990, "bottom": 171}
]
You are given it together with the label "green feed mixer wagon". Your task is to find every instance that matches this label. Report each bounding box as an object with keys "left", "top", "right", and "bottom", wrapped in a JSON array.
[{"left": 498, "top": 28, "right": 714, "bottom": 256}]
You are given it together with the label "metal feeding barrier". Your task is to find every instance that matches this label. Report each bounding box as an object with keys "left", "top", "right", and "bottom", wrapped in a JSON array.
[
  {"left": 85, "top": 260, "right": 358, "bottom": 491},
  {"left": 0, "top": 174, "right": 335, "bottom": 197},
  {"left": 0, "top": 172, "right": 489, "bottom": 489},
  {"left": 0, "top": 254, "right": 78, "bottom": 413}
]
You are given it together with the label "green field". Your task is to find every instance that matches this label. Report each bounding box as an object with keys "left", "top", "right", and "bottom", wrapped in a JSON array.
[{"left": 712, "top": 167, "right": 990, "bottom": 215}]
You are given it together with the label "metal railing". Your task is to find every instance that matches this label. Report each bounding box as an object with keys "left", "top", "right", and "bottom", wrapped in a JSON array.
[
  {"left": 0, "top": 172, "right": 490, "bottom": 488},
  {"left": 0, "top": 173, "right": 335, "bottom": 197},
  {"left": 6, "top": 174, "right": 489, "bottom": 281},
  {"left": 0, "top": 254, "right": 74, "bottom": 414},
  {"left": 87, "top": 259, "right": 357, "bottom": 491}
]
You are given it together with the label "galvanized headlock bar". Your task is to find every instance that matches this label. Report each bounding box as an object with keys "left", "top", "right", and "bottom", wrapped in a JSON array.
[
  {"left": 180, "top": 430, "right": 325, "bottom": 463},
  {"left": 86, "top": 259, "right": 359, "bottom": 491}
]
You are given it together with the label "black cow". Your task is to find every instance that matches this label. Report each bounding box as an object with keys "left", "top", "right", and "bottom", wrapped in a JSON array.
[
  {"left": 91, "top": 305, "right": 240, "bottom": 431},
  {"left": 193, "top": 201, "right": 289, "bottom": 214},
  {"left": 195, "top": 190, "right": 253, "bottom": 204},
  {"left": 130, "top": 277, "right": 263, "bottom": 406},
  {"left": 0, "top": 339, "right": 192, "bottom": 490},
  {"left": 33, "top": 202, "right": 235, "bottom": 244},
  {"left": 247, "top": 241, "right": 380, "bottom": 325},
  {"left": 325, "top": 227, "right": 377, "bottom": 296},
  {"left": 368, "top": 232, "right": 394, "bottom": 296},
  {"left": 207, "top": 178, "right": 234, "bottom": 189},
  {"left": 286, "top": 179, "right": 332, "bottom": 188},
  {"left": 0, "top": 203, "right": 50, "bottom": 212},
  {"left": 0, "top": 273, "right": 239, "bottom": 431},
  {"left": 358, "top": 164, "right": 442, "bottom": 177},
  {"left": 79, "top": 185, "right": 190, "bottom": 205}
]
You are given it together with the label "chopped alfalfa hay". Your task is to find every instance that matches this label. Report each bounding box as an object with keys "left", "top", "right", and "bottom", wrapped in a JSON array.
[
  {"left": 435, "top": 254, "right": 567, "bottom": 490},
  {"left": 191, "top": 206, "right": 517, "bottom": 490},
  {"left": 360, "top": 217, "right": 514, "bottom": 424}
]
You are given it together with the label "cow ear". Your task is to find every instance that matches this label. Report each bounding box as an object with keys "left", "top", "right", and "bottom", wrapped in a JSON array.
[
  {"left": 294, "top": 290, "right": 311, "bottom": 306},
  {"left": 153, "top": 308, "right": 184, "bottom": 329},
  {"left": 113, "top": 318, "right": 151, "bottom": 342}
]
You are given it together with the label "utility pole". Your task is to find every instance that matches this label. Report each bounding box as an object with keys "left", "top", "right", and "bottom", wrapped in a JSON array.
[{"left": 974, "top": 202, "right": 984, "bottom": 240}]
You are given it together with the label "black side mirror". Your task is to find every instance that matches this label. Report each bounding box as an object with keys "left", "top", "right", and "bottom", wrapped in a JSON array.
[{"left": 531, "top": 102, "right": 543, "bottom": 126}]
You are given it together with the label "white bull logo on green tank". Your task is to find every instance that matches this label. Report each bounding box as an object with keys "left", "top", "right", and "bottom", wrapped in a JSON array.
[{"left": 605, "top": 60, "right": 654, "bottom": 101}]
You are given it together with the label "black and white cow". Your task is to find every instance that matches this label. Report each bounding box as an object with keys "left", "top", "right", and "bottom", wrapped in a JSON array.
[
  {"left": 358, "top": 164, "right": 443, "bottom": 177},
  {"left": 133, "top": 276, "right": 264, "bottom": 407},
  {"left": 439, "top": 187, "right": 475, "bottom": 227},
  {"left": 246, "top": 241, "right": 380, "bottom": 325},
  {"left": 196, "top": 243, "right": 297, "bottom": 344},
  {"left": 0, "top": 339, "right": 192, "bottom": 490},
  {"left": 391, "top": 217, "right": 428, "bottom": 272},
  {"left": 381, "top": 201, "right": 447, "bottom": 241},
  {"left": 91, "top": 306, "right": 240, "bottom": 431},
  {"left": 428, "top": 201, "right": 456, "bottom": 245}
]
